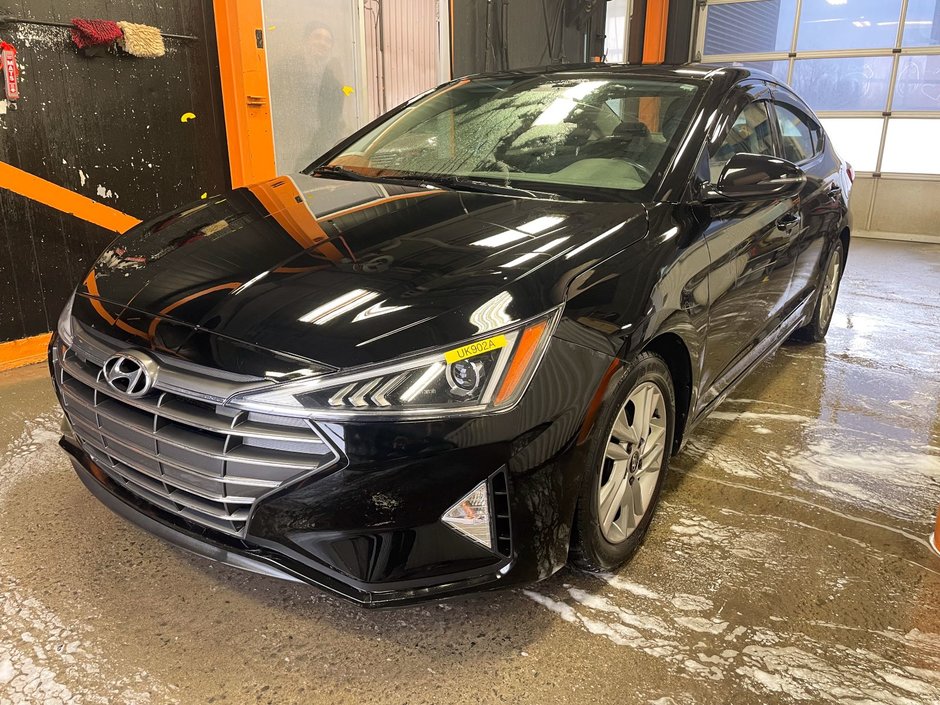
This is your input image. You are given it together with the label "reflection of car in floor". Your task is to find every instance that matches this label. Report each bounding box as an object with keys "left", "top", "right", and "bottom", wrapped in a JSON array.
[{"left": 51, "top": 63, "right": 854, "bottom": 607}]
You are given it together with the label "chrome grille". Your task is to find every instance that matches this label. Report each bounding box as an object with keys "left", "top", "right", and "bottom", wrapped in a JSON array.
[{"left": 53, "top": 335, "right": 339, "bottom": 537}]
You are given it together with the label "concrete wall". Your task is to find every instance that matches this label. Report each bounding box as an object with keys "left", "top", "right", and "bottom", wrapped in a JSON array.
[{"left": 849, "top": 176, "right": 940, "bottom": 244}]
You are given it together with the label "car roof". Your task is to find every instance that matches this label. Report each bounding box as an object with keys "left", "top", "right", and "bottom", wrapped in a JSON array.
[{"left": 460, "top": 62, "right": 781, "bottom": 97}]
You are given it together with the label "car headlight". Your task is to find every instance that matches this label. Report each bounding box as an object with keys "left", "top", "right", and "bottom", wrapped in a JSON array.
[
  {"left": 228, "top": 308, "right": 561, "bottom": 419},
  {"left": 57, "top": 291, "right": 76, "bottom": 347}
]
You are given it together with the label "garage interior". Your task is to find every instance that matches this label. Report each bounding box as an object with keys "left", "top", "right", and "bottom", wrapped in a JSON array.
[{"left": 1, "top": 1, "right": 938, "bottom": 703}]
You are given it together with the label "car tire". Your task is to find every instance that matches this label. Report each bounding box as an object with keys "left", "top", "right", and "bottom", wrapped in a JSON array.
[
  {"left": 790, "top": 240, "right": 845, "bottom": 343},
  {"left": 570, "top": 351, "right": 676, "bottom": 573}
]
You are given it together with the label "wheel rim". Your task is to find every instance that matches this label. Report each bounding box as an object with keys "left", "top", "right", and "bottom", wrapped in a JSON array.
[
  {"left": 818, "top": 251, "right": 841, "bottom": 329},
  {"left": 597, "top": 381, "right": 667, "bottom": 544}
]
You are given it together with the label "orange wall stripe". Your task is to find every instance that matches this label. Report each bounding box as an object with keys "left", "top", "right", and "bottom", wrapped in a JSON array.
[
  {"left": 642, "top": 0, "right": 669, "bottom": 65},
  {"left": 214, "top": 0, "right": 277, "bottom": 188},
  {"left": 0, "top": 333, "right": 52, "bottom": 372},
  {"left": 0, "top": 162, "right": 141, "bottom": 233}
]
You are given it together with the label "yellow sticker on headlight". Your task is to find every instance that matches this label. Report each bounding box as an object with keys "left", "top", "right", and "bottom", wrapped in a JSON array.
[{"left": 444, "top": 335, "right": 507, "bottom": 364}]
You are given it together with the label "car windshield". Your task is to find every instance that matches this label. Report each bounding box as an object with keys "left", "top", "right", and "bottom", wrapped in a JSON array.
[{"left": 318, "top": 74, "right": 702, "bottom": 200}]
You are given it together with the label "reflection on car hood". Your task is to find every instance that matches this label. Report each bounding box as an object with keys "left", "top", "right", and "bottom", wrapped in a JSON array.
[{"left": 77, "top": 174, "right": 647, "bottom": 373}]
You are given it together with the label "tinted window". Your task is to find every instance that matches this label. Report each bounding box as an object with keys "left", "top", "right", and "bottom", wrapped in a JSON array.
[
  {"left": 775, "top": 103, "right": 819, "bottom": 163},
  {"left": 709, "top": 101, "right": 776, "bottom": 181}
]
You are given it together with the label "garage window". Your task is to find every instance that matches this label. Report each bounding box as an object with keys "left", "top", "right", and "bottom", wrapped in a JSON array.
[{"left": 698, "top": 0, "right": 940, "bottom": 177}]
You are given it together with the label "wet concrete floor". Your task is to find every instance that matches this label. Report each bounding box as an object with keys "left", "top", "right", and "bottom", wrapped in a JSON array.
[{"left": 1, "top": 237, "right": 939, "bottom": 704}]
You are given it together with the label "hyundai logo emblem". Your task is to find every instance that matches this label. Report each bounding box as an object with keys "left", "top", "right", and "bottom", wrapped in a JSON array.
[{"left": 102, "top": 352, "right": 157, "bottom": 398}]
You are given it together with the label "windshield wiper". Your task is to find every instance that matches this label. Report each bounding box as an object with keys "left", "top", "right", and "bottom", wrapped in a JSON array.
[
  {"left": 311, "top": 166, "right": 451, "bottom": 191},
  {"left": 312, "top": 167, "right": 561, "bottom": 200},
  {"left": 310, "top": 165, "right": 376, "bottom": 181},
  {"left": 412, "top": 175, "right": 561, "bottom": 200}
]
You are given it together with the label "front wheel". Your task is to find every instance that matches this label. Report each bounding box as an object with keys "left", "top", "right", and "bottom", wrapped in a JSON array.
[
  {"left": 791, "top": 240, "right": 844, "bottom": 343},
  {"left": 570, "top": 352, "right": 675, "bottom": 572}
]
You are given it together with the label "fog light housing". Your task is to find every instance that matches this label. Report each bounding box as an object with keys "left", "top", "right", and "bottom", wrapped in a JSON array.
[{"left": 442, "top": 481, "right": 492, "bottom": 549}]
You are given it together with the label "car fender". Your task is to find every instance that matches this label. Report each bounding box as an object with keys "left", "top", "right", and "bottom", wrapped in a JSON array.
[{"left": 556, "top": 209, "right": 709, "bottom": 452}]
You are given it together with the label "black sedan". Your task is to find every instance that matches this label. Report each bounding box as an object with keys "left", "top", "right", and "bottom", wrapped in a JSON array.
[{"left": 51, "top": 64, "right": 851, "bottom": 607}]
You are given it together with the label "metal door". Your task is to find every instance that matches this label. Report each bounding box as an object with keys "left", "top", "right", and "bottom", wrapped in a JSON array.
[{"left": 363, "top": 0, "right": 450, "bottom": 119}]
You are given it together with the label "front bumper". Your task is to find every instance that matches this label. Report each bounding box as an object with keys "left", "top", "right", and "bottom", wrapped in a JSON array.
[
  {"left": 62, "top": 436, "right": 517, "bottom": 606},
  {"left": 60, "top": 425, "right": 529, "bottom": 607},
  {"left": 54, "top": 333, "right": 614, "bottom": 607}
]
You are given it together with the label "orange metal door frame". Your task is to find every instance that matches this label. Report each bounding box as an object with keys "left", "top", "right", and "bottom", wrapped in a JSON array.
[
  {"left": 642, "top": 0, "right": 669, "bottom": 65},
  {"left": 214, "top": 0, "right": 277, "bottom": 188}
]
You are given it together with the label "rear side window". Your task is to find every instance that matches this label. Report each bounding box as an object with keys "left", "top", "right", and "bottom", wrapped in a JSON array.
[
  {"left": 709, "top": 101, "right": 776, "bottom": 181},
  {"left": 774, "top": 103, "right": 820, "bottom": 164}
]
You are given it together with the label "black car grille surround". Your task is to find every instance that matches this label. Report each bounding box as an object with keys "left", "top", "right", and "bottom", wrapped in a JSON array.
[{"left": 53, "top": 340, "right": 339, "bottom": 537}]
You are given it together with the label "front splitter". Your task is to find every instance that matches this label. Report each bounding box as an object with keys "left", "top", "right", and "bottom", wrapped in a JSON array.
[{"left": 61, "top": 437, "right": 512, "bottom": 608}]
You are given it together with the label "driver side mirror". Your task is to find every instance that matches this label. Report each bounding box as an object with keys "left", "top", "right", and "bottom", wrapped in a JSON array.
[{"left": 704, "top": 152, "right": 805, "bottom": 203}]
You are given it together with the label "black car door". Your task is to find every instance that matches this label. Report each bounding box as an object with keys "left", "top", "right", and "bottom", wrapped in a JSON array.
[
  {"left": 696, "top": 81, "right": 803, "bottom": 410},
  {"left": 769, "top": 87, "right": 846, "bottom": 309}
]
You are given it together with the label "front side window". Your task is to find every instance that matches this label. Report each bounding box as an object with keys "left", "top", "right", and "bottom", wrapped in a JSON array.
[
  {"left": 321, "top": 75, "right": 702, "bottom": 199},
  {"left": 709, "top": 101, "right": 776, "bottom": 181},
  {"left": 774, "top": 103, "right": 819, "bottom": 163}
]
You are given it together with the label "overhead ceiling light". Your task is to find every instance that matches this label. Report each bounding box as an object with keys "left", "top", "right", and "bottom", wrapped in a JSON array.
[
  {"left": 469, "top": 291, "right": 514, "bottom": 333},
  {"left": 299, "top": 289, "right": 380, "bottom": 325},
  {"left": 534, "top": 81, "right": 608, "bottom": 125},
  {"left": 535, "top": 236, "right": 569, "bottom": 252},
  {"left": 825, "top": 0, "right": 848, "bottom": 5},
  {"left": 352, "top": 300, "right": 410, "bottom": 322},
  {"left": 501, "top": 252, "right": 540, "bottom": 268},
  {"left": 517, "top": 215, "right": 564, "bottom": 234},
  {"left": 471, "top": 230, "right": 528, "bottom": 248},
  {"left": 565, "top": 221, "right": 627, "bottom": 259}
]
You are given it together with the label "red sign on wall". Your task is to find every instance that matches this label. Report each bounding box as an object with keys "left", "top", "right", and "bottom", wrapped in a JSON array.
[{"left": 1, "top": 42, "right": 19, "bottom": 101}]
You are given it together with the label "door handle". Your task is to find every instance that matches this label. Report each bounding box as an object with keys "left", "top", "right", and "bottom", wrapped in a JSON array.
[{"left": 776, "top": 213, "right": 801, "bottom": 231}]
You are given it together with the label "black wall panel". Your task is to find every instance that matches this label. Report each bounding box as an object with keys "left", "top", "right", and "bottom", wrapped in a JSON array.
[
  {"left": 452, "top": 0, "right": 607, "bottom": 77},
  {"left": 664, "top": 0, "right": 695, "bottom": 65},
  {"left": 0, "top": 0, "right": 229, "bottom": 343}
]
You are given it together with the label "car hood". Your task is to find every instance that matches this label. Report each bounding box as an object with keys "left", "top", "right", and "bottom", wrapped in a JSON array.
[{"left": 76, "top": 174, "right": 647, "bottom": 376}]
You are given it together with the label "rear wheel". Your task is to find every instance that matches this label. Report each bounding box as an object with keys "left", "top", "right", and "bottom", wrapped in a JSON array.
[
  {"left": 791, "top": 240, "right": 844, "bottom": 343},
  {"left": 571, "top": 352, "right": 675, "bottom": 572}
]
